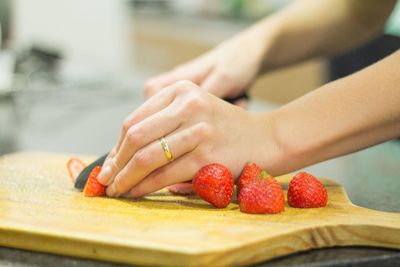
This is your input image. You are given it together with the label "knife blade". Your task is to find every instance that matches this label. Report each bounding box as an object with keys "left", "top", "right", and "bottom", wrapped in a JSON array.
[{"left": 74, "top": 153, "right": 108, "bottom": 189}]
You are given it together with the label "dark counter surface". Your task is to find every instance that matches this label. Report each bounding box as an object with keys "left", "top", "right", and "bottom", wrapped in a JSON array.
[
  {"left": 1, "top": 246, "right": 399, "bottom": 267},
  {"left": 0, "top": 81, "right": 399, "bottom": 266}
]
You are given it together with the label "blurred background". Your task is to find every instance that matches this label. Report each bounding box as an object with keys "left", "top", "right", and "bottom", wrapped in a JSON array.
[
  {"left": 0, "top": 0, "right": 399, "bottom": 210},
  {"left": 0, "top": 0, "right": 314, "bottom": 156}
]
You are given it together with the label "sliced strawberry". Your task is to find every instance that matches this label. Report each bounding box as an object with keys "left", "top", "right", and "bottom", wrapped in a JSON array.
[
  {"left": 167, "top": 182, "right": 194, "bottom": 195},
  {"left": 67, "top": 157, "right": 86, "bottom": 184},
  {"left": 83, "top": 166, "right": 106, "bottom": 197}
]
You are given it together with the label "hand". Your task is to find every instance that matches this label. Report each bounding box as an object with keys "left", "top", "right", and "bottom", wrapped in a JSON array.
[
  {"left": 144, "top": 28, "right": 267, "bottom": 105},
  {"left": 97, "top": 80, "right": 278, "bottom": 198}
]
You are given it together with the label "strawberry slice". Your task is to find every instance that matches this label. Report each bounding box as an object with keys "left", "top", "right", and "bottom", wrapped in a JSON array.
[
  {"left": 167, "top": 182, "right": 194, "bottom": 195},
  {"left": 67, "top": 157, "right": 86, "bottom": 184},
  {"left": 83, "top": 166, "right": 106, "bottom": 197}
]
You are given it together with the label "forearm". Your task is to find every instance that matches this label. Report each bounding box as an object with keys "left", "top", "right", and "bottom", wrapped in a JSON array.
[
  {"left": 243, "top": 0, "right": 396, "bottom": 72},
  {"left": 264, "top": 50, "right": 400, "bottom": 175}
]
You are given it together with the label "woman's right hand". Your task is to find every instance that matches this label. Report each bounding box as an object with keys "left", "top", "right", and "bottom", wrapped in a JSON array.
[
  {"left": 144, "top": 26, "right": 268, "bottom": 105},
  {"left": 97, "top": 80, "right": 281, "bottom": 198}
]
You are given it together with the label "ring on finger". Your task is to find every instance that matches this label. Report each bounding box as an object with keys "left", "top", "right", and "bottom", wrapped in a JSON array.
[{"left": 159, "top": 137, "right": 174, "bottom": 162}]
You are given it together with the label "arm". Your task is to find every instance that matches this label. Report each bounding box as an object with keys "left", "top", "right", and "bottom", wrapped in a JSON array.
[
  {"left": 256, "top": 0, "right": 397, "bottom": 71},
  {"left": 145, "top": 0, "right": 397, "bottom": 100},
  {"left": 264, "top": 50, "right": 400, "bottom": 175},
  {"left": 96, "top": 51, "right": 399, "bottom": 198}
]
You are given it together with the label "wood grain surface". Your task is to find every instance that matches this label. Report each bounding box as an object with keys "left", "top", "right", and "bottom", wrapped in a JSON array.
[{"left": 0, "top": 152, "right": 399, "bottom": 267}]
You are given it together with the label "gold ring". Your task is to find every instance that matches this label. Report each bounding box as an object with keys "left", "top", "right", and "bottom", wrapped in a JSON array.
[{"left": 160, "top": 137, "right": 173, "bottom": 161}]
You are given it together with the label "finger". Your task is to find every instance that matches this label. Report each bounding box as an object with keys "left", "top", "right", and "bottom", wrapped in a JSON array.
[
  {"left": 97, "top": 103, "right": 182, "bottom": 186},
  {"left": 167, "top": 182, "right": 194, "bottom": 195},
  {"left": 108, "top": 81, "right": 186, "bottom": 172},
  {"left": 144, "top": 61, "right": 210, "bottom": 97},
  {"left": 105, "top": 80, "right": 206, "bottom": 185},
  {"left": 234, "top": 98, "right": 248, "bottom": 109},
  {"left": 100, "top": 147, "right": 117, "bottom": 173},
  {"left": 106, "top": 123, "right": 206, "bottom": 197},
  {"left": 144, "top": 71, "right": 183, "bottom": 97},
  {"left": 126, "top": 153, "right": 200, "bottom": 198},
  {"left": 200, "top": 71, "right": 230, "bottom": 97},
  {"left": 114, "top": 85, "right": 177, "bottom": 153}
]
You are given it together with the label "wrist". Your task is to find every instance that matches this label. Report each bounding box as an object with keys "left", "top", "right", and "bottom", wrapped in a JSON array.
[
  {"left": 232, "top": 17, "right": 280, "bottom": 75},
  {"left": 250, "top": 111, "right": 288, "bottom": 176},
  {"left": 248, "top": 15, "right": 283, "bottom": 72}
]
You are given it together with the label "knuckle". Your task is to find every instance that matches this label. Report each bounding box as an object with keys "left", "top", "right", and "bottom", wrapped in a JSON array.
[
  {"left": 133, "top": 149, "right": 152, "bottom": 168},
  {"left": 126, "top": 127, "right": 143, "bottom": 146},
  {"left": 122, "top": 118, "right": 132, "bottom": 136},
  {"left": 144, "top": 83, "right": 155, "bottom": 97},
  {"left": 195, "top": 122, "right": 213, "bottom": 139},
  {"left": 113, "top": 180, "right": 123, "bottom": 194},
  {"left": 215, "top": 69, "right": 231, "bottom": 82},
  {"left": 113, "top": 176, "right": 127, "bottom": 195},
  {"left": 184, "top": 95, "right": 208, "bottom": 112},
  {"left": 176, "top": 79, "right": 195, "bottom": 88},
  {"left": 179, "top": 129, "right": 193, "bottom": 144},
  {"left": 150, "top": 175, "right": 166, "bottom": 189},
  {"left": 108, "top": 148, "right": 117, "bottom": 160},
  {"left": 174, "top": 80, "right": 196, "bottom": 94},
  {"left": 110, "top": 157, "right": 122, "bottom": 171}
]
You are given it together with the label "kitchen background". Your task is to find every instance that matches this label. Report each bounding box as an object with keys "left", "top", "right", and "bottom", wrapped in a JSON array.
[{"left": 0, "top": 0, "right": 399, "bottom": 211}]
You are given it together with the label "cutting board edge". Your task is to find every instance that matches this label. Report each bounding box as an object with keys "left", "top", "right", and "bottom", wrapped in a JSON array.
[
  {"left": 201, "top": 222, "right": 400, "bottom": 266},
  {"left": 0, "top": 225, "right": 205, "bottom": 267},
  {"left": 1, "top": 220, "right": 400, "bottom": 267}
]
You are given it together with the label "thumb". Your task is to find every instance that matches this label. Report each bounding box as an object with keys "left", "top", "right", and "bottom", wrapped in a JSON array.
[
  {"left": 144, "top": 70, "right": 188, "bottom": 97},
  {"left": 200, "top": 70, "right": 235, "bottom": 99},
  {"left": 144, "top": 62, "right": 209, "bottom": 98}
]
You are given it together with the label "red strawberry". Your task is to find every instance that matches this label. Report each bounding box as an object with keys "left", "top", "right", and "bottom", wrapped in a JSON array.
[
  {"left": 83, "top": 166, "right": 106, "bottom": 197},
  {"left": 239, "top": 171, "right": 285, "bottom": 214},
  {"left": 237, "top": 162, "right": 262, "bottom": 192},
  {"left": 67, "top": 157, "right": 86, "bottom": 184},
  {"left": 167, "top": 182, "right": 194, "bottom": 195},
  {"left": 288, "top": 172, "right": 328, "bottom": 208},
  {"left": 192, "top": 163, "right": 234, "bottom": 208}
]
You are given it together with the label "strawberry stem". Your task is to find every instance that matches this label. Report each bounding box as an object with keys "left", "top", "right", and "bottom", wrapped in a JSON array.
[{"left": 259, "top": 171, "right": 270, "bottom": 179}]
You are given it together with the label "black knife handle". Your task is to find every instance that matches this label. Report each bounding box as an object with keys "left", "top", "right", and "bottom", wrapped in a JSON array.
[{"left": 223, "top": 93, "right": 249, "bottom": 104}]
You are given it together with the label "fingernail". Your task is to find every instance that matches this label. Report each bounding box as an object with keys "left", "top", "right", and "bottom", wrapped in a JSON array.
[
  {"left": 103, "top": 157, "right": 113, "bottom": 167},
  {"left": 97, "top": 165, "right": 112, "bottom": 185},
  {"left": 106, "top": 183, "right": 116, "bottom": 197}
]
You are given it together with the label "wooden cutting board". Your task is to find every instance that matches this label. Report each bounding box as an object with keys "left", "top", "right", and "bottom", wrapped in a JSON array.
[{"left": 0, "top": 152, "right": 399, "bottom": 266}]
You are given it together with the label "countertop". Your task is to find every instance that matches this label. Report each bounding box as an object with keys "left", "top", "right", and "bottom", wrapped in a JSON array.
[{"left": 0, "top": 78, "right": 399, "bottom": 266}]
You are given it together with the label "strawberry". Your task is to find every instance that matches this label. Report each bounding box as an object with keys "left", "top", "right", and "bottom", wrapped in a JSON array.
[
  {"left": 167, "top": 182, "right": 194, "bottom": 195},
  {"left": 239, "top": 171, "right": 285, "bottom": 214},
  {"left": 67, "top": 157, "right": 86, "bottom": 184},
  {"left": 237, "top": 162, "right": 262, "bottom": 193},
  {"left": 83, "top": 166, "right": 106, "bottom": 197},
  {"left": 288, "top": 172, "right": 328, "bottom": 208},
  {"left": 192, "top": 163, "right": 234, "bottom": 208}
]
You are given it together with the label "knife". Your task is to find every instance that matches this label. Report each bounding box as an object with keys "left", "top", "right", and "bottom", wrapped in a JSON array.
[
  {"left": 224, "top": 93, "right": 248, "bottom": 104},
  {"left": 74, "top": 153, "right": 108, "bottom": 189},
  {"left": 74, "top": 93, "right": 249, "bottom": 189}
]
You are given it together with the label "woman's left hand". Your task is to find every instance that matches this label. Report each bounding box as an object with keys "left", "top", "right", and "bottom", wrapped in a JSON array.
[{"left": 96, "top": 80, "right": 279, "bottom": 198}]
